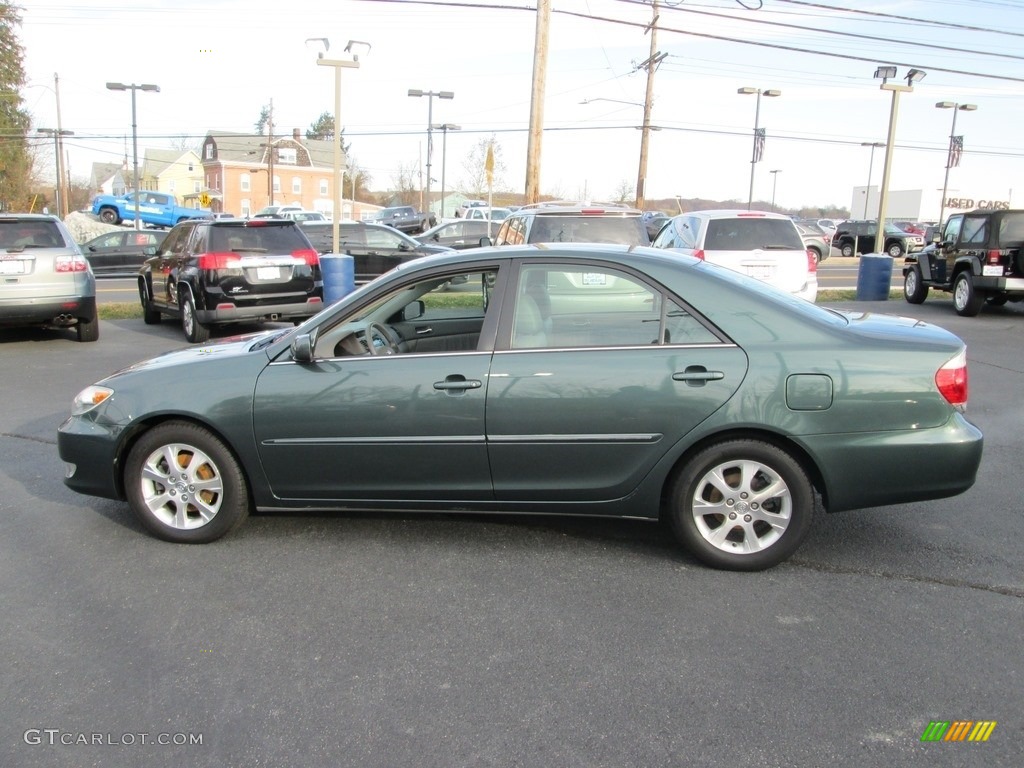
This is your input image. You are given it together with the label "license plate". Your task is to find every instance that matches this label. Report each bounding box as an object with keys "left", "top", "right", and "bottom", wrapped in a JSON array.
[
  {"left": 0, "top": 260, "right": 25, "bottom": 275},
  {"left": 256, "top": 266, "right": 280, "bottom": 280},
  {"left": 744, "top": 265, "right": 774, "bottom": 280},
  {"left": 983, "top": 265, "right": 1003, "bottom": 277}
]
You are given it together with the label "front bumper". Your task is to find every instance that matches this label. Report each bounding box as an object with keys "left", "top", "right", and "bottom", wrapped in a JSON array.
[{"left": 58, "top": 413, "right": 125, "bottom": 502}]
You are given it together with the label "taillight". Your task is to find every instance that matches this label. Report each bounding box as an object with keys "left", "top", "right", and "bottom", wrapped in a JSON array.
[
  {"left": 196, "top": 252, "right": 237, "bottom": 269},
  {"left": 693, "top": 249, "right": 706, "bottom": 261},
  {"left": 807, "top": 249, "right": 817, "bottom": 272},
  {"left": 986, "top": 250, "right": 1002, "bottom": 266},
  {"left": 54, "top": 255, "right": 89, "bottom": 273},
  {"left": 935, "top": 349, "right": 968, "bottom": 408},
  {"left": 294, "top": 248, "right": 319, "bottom": 266}
]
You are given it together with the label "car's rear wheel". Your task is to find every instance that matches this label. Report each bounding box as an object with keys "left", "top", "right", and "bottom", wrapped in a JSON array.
[
  {"left": 666, "top": 440, "right": 814, "bottom": 571},
  {"left": 903, "top": 265, "right": 928, "bottom": 304},
  {"left": 124, "top": 421, "right": 250, "bottom": 543},
  {"left": 76, "top": 305, "right": 99, "bottom": 342},
  {"left": 180, "top": 292, "right": 210, "bottom": 343},
  {"left": 139, "top": 282, "right": 161, "bottom": 325},
  {"left": 953, "top": 271, "right": 984, "bottom": 317},
  {"left": 99, "top": 208, "right": 119, "bottom": 225},
  {"left": 840, "top": 241, "right": 855, "bottom": 258}
]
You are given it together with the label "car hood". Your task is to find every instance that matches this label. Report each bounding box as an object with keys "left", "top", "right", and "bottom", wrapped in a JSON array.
[{"left": 105, "top": 329, "right": 281, "bottom": 380}]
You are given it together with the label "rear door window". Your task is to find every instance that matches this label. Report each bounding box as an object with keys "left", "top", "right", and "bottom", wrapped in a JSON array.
[{"left": 704, "top": 218, "right": 803, "bottom": 250}]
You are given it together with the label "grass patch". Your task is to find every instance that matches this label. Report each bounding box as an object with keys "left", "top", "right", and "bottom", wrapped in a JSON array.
[{"left": 99, "top": 302, "right": 143, "bottom": 320}]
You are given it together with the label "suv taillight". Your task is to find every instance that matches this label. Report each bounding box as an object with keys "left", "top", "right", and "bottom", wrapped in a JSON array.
[
  {"left": 196, "top": 252, "right": 236, "bottom": 270},
  {"left": 294, "top": 248, "right": 319, "bottom": 266},
  {"left": 986, "top": 250, "right": 1003, "bottom": 266},
  {"left": 806, "top": 249, "right": 817, "bottom": 272},
  {"left": 935, "top": 349, "right": 968, "bottom": 408},
  {"left": 54, "top": 255, "right": 89, "bottom": 273}
]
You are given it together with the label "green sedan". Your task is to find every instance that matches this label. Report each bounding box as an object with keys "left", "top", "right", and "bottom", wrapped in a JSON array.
[{"left": 58, "top": 244, "right": 983, "bottom": 570}]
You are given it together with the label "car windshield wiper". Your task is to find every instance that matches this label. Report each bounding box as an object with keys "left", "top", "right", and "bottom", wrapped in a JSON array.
[
  {"left": 759, "top": 244, "right": 798, "bottom": 250},
  {"left": 250, "top": 328, "right": 291, "bottom": 351}
]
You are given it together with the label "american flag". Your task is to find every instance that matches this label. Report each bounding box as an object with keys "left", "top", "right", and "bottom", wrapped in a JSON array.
[
  {"left": 947, "top": 135, "right": 963, "bottom": 168},
  {"left": 753, "top": 128, "right": 766, "bottom": 163}
]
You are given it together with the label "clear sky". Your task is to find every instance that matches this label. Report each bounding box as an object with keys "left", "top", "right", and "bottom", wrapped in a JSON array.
[{"left": 19, "top": 0, "right": 1024, "bottom": 213}]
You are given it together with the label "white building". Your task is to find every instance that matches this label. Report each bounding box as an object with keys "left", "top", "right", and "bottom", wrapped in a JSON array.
[{"left": 852, "top": 186, "right": 1015, "bottom": 224}]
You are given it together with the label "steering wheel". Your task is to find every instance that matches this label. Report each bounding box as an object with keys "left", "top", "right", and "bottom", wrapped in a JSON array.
[{"left": 365, "top": 322, "right": 399, "bottom": 356}]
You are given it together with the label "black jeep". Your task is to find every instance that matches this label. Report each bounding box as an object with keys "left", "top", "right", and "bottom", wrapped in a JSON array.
[{"left": 902, "top": 209, "right": 1024, "bottom": 316}]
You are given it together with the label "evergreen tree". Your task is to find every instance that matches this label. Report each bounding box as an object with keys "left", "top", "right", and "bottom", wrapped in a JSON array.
[{"left": 0, "top": 1, "right": 32, "bottom": 211}]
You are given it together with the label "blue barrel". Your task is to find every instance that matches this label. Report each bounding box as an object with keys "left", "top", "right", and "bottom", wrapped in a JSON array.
[
  {"left": 319, "top": 253, "right": 355, "bottom": 305},
  {"left": 855, "top": 253, "right": 894, "bottom": 301}
]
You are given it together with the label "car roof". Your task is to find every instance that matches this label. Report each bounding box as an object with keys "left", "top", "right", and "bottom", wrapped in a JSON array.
[{"left": 676, "top": 209, "right": 796, "bottom": 220}]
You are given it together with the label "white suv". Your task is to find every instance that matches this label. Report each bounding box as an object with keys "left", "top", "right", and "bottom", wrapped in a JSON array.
[{"left": 651, "top": 209, "right": 817, "bottom": 301}]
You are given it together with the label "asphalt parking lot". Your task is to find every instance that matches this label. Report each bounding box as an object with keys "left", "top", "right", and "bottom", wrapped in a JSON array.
[{"left": 2, "top": 298, "right": 1022, "bottom": 768}]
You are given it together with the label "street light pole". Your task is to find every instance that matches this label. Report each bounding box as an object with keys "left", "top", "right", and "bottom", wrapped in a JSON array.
[
  {"left": 408, "top": 89, "right": 454, "bottom": 216},
  {"left": 432, "top": 123, "right": 460, "bottom": 219},
  {"left": 872, "top": 66, "right": 926, "bottom": 254},
  {"left": 106, "top": 82, "right": 160, "bottom": 231},
  {"left": 936, "top": 101, "right": 977, "bottom": 226},
  {"left": 860, "top": 141, "right": 885, "bottom": 218},
  {"left": 738, "top": 87, "right": 781, "bottom": 211},
  {"left": 36, "top": 128, "right": 74, "bottom": 216},
  {"left": 317, "top": 47, "right": 362, "bottom": 255},
  {"left": 769, "top": 169, "right": 781, "bottom": 212}
]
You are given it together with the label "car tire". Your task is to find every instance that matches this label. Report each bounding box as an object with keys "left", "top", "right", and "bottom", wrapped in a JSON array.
[
  {"left": 808, "top": 246, "right": 823, "bottom": 264},
  {"left": 666, "top": 440, "right": 814, "bottom": 571},
  {"left": 124, "top": 421, "right": 250, "bottom": 543},
  {"left": 76, "top": 305, "right": 100, "bottom": 343},
  {"left": 180, "top": 291, "right": 211, "bottom": 343},
  {"left": 887, "top": 242, "right": 905, "bottom": 258},
  {"left": 99, "top": 208, "right": 119, "bottom": 225},
  {"left": 139, "top": 282, "right": 161, "bottom": 325},
  {"left": 840, "top": 241, "right": 855, "bottom": 258},
  {"left": 952, "top": 271, "right": 984, "bottom": 317},
  {"left": 903, "top": 265, "right": 928, "bottom": 304}
]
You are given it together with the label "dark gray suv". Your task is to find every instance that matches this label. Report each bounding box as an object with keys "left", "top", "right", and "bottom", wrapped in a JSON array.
[{"left": 489, "top": 202, "right": 650, "bottom": 246}]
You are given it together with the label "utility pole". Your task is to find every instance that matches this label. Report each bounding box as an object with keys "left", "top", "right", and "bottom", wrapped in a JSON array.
[
  {"left": 525, "top": 0, "right": 551, "bottom": 204},
  {"left": 54, "top": 73, "right": 68, "bottom": 217},
  {"left": 268, "top": 98, "right": 275, "bottom": 206},
  {"left": 635, "top": 1, "right": 663, "bottom": 210}
]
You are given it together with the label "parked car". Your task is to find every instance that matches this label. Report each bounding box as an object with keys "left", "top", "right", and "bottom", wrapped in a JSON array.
[
  {"left": 489, "top": 202, "right": 650, "bottom": 246},
  {"left": 80, "top": 229, "right": 168, "bottom": 277},
  {"left": 252, "top": 205, "right": 303, "bottom": 218},
  {"left": 454, "top": 200, "right": 487, "bottom": 218},
  {"left": 417, "top": 219, "right": 502, "bottom": 250},
  {"left": 643, "top": 211, "right": 671, "bottom": 241},
  {"left": 903, "top": 208, "right": 1024, "bottom": 316},
  {"left": 280, "top": 211, "right": 327, "bottom": 222},
  {"left": 137, "top": 217, "right": 323, "bottom": 343},
  {"left": 59, "top": 243, "right": 983, "bottom": 571},
  {"left": 91, "top": 191, "right": 209, "bottom": 229},
  {"left": 300, "top": 221, "right": 452, "bottom": 284},
  {"left": 832, "top": 220, "right": 924, "bottom": 258},
  {"left": 369, "top": 206, "right": 436, "bottom": 235},
  {"left": 795, "top": 222, "right": 831, "bottom": 264},
  {"left": 0, "top": 214, "right": 98, "bottom": 341},
  {"left": 463, "top": 206, "right": 511, "bottom": 222},
  {"left": 651, "top": 209, "right": 817, "bottom": 301}
]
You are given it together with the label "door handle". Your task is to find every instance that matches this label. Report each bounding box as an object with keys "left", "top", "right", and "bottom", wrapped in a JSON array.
[
  {"left": 673, "top": 367, "right": 724, "bottom": 383},
  {"left": 434, "top": 376, "right": 482, "bottom": 392}
]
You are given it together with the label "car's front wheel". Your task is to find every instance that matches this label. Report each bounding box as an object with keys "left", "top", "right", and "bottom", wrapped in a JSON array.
[
  {"left": 840, "top": 241, "right": 855, "bottom": 258},
  {"left": 180, "top": 291, "right": 211, "bottom": 343},
  {"left": 666, "top": 440, "right": 814, "bottom": 571},
  {"left": 124, "top": 421, "right": 250, "bottom": 543},
  {"left": 904, "top": 265, "right": 928, "bottom": 304},
  {"left": 953, "top": 271, "right": 984, "bottom": 317}
]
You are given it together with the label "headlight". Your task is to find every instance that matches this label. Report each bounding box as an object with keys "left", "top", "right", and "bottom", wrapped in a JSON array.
[{"left": 71, "top": 385, "right": 114, "bottom": 415}]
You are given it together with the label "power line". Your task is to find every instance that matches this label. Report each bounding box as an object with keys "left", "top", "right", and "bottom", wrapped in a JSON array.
[{"left": 773, "top": 0, "right": 1024, "bottom": 38}]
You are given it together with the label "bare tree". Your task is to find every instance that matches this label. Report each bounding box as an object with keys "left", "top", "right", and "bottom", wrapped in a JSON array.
[
  {"left": 613, "top": 179, "right": 635, "bottom": 204},
  {"left": 387, "top": 161, "right": 419, "bottom": 207}
]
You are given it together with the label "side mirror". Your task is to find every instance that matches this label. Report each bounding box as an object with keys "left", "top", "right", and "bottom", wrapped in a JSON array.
[
  {"left": 402, "top": 300, "right": 425, "bottom": 321},
  {"left": 479, "top": 237, "right": 492, "bottom": 247},
  {"left": 291, "top": 333, "right": 314, "bottom": 363}
]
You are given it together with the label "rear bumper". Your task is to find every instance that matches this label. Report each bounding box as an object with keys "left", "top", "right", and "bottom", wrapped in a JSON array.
[
  {"left": 800, "top": 412, "right": 983, "bottom": 513},
  {"left": 194, "top": 298, "right": 324, "bottom": 325},
  {"left": 0, "top": 295, "right": 96, "bottom": 327}
]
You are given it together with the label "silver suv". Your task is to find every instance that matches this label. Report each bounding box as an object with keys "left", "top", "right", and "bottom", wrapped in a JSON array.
[
  {"left": 488, "top": 202, "right": 650, "bottom": 246},
  {"left": 0, "top": 214, "right": 98, "bottom": 342}
]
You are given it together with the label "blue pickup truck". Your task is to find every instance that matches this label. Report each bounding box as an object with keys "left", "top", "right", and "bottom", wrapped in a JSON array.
[{"left": 91, "top": 191, "right": 210, "bottom": 228}]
